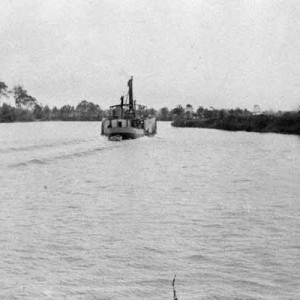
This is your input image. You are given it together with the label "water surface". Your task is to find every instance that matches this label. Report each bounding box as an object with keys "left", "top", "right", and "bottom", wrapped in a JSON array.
[{"left": 0, "top": 121, "right": 299, "bottom": 299}]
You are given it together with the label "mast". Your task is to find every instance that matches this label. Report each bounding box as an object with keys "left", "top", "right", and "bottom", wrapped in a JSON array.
[{"left": 128, "top": 76, "right": 134, "bottom": 110}]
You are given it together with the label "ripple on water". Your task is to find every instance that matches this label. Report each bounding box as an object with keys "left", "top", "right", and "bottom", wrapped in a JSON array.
[{"left": 0, "top": 122, "right": 299, "bottom": 299}]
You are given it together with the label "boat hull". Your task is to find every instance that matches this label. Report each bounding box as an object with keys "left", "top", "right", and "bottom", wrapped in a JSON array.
[
  {"left": 104, "top": 127, "right": 145, "bottom": 140},
  {"left": 101, "top": 117, "right": 157, "bottom": 140}
]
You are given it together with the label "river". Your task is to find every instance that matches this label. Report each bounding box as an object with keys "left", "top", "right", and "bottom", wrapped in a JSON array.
[{"left": 0, "top": 121, "right": 299, "bottom": 300}]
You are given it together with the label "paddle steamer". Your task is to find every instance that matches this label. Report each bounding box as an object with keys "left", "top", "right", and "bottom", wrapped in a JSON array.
[{"left": 101, "top": 77, "right": 157, "bottom": 140}]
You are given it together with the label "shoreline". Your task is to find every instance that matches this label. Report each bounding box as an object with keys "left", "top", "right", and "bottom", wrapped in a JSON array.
[{"left": 171, "top": 113, "right": 300, "bottom": 136}]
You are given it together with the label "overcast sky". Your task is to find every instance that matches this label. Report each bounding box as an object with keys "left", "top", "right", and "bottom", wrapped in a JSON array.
[{"left": 1, "top": 0, "right": 300, "bottom": 111}]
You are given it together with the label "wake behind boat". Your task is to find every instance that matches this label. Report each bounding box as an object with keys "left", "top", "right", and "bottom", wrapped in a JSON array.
[{"left": 101, "top": 77, "right": 157, "bottom": 140}]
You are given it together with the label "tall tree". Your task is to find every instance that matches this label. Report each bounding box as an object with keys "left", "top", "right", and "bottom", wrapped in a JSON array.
[
  {"left": 42, "top": 105, "right": 51, "bottom": 120},
  {"left": 13, "top": 85, "right": 37, "bottom": 108},
  {"left": 196, "top": 106, "right": 204, "bottom": 117},
  {"left": 33, "top": 104, "right": 43, "bottom": 119},
  {"left": 159, "top": 107, "right": 171, "bottom": 121},
  {"left": 60, "top": 105, "right": 75, "bottom": 120},
  {"left": 51, "top": 106, "right": 60, "bottom": 120},
  {"left": 172, "top": 105, "right": 184, "bottom": 115},
  {"left": 0, "top": 81, "right": 8, "bottom": 99},
  {"left": 76, "top": 100, "right": 101, "bottom": 120}
]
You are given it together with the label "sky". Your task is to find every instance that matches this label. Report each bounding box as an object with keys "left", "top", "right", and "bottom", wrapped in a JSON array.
[{"left": 1, "top": 0, "right": 300, "bottom": 111}]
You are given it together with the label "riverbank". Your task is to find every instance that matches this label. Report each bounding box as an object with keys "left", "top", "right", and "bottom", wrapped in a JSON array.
[
  {"left": 172, "top": 113, "right": 300, "bottom": 135},
  {"left": 0, "top": 102, "right": 104, "bottom": 122}
]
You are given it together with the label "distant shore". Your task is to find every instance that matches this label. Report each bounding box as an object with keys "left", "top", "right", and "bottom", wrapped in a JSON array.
[
  {"left": 172, "top": 113, "right": 300, "bottom": 135},
  {"left": 1, "top": 100, "right": 300, "bottom": 136},
  {"left": 0, "top": 102, "right": 104, "bottom": 123}
]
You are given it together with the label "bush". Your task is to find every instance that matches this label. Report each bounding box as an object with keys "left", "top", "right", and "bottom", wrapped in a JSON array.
[{"left": 0, "top": 104, "right": 16, "bottom": 122}]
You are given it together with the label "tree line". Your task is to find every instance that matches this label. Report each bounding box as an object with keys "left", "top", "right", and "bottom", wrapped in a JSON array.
[
  {"left": 0, "top": 80, "right": 179, "bottom": 123},
  {"left": 171, "top": 104, "right": 300, "bottom": 135},
  {"left": 0, "top": 81, "right": 105, "bottom": 122},
  {"left": 1, "top": 79, "right": 299, "bottom": 135}
]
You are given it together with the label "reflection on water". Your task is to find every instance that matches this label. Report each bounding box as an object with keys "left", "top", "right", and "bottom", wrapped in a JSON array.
[{"left": 0, "top": 122, "right": 299, "bottom": 299}]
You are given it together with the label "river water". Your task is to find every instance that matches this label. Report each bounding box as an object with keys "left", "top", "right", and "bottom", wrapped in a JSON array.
[{"left": 0, "top": 121, "right": 299, "bottom": 300}]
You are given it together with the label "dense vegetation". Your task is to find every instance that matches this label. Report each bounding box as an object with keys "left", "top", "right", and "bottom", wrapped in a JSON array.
[
  {"left": 172, "top": 106, "right": 300, "bottom": 135},
  {"left": 0, "top": 81, "right": 105, "bottom": 122},
  {"left": 1, "top": 80, "right": 299, "bottom": 135},
  {"left": 0, "top": 80, "right": 160, "bottom": 123},
  {"left": 0, "top": 101, "right": 106, "bottom": 122}
]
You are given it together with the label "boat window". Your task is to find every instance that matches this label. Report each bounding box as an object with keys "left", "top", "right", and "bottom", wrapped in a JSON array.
[{"left": 118, "top": 121, "right": 122, "bottom": 127}]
